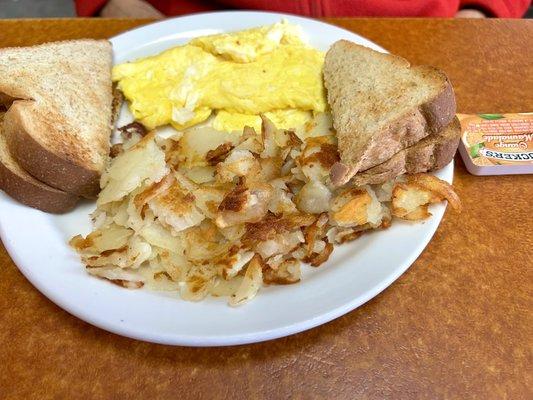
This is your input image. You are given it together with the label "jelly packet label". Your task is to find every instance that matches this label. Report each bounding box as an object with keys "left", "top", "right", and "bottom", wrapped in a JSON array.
[{"left": 457, "top": 113, "right": 533, "bottom": 167}]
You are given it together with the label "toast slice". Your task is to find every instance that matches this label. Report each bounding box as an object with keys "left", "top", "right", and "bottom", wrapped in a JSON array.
[
  {"left": 0, "top": 39, "right": 113, "bottom": 198},
  {"left": 324, "top": 40, "right": 456, "bottom": 185},
  {"left": 0, "top": 114, "right": 78, "bottom": 213},
  {"left": 349, "top": 117, "right": 461, "bottom": 186}
]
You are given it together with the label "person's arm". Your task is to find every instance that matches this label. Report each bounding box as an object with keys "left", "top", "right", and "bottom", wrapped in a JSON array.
[
  {"left": 458, "top": 0, "right": 530, "bottom": 17},
  {"left": 75, "top": 0, "right": 164, "bottom": 17},
  {"left": 100, "top": 0, "right": 164, "bottom": 18},
  {"left": 455, "top": 9, "right": 486, "bottom": 18}
]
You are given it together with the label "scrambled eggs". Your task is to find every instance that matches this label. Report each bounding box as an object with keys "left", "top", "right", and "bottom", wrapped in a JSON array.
[{"left": 112, "top": 20, "right": 326, "bottom": 132}]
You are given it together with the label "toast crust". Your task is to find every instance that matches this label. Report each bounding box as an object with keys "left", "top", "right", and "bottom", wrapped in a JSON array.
[
  {"left": 0, "top": 113, "right": 78, "bottom": 213},
  {"left": 0, "top": 160, "right": 78, "bottom": 213},
  {"left": 3, "top": 102, "right": 101, "bottom": 198},
  {"left": 418, "top": 72, "right": 456, "bottom": 134},
  {"left": 350, "top": 117, "right": 461, "bottom": 186}
]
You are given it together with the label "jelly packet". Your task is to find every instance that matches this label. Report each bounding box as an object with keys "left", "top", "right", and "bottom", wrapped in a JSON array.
[{"left": 457, "top": 113, "right": 533, "bottom": 175}]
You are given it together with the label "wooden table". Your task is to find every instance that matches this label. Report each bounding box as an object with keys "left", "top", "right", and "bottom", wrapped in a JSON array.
[{"left": 0, "top": 18, "right": 532, "bottom": 399}]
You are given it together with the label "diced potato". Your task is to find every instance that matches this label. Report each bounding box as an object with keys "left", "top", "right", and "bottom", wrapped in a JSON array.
[
  {"left": 216, "top": 149, "right": 261, "bottom": 183},
  {"left": 184, "top": 221, "right": 233, "bottom": 262},
  {"left": 178, "top": 126, "right": 241, "bottom": 168},
  {"left": 263, "top": 258, "right": 301, "bottom": 285},
  {"left": 72, "top": 94, "right": 462, "bottom": 306},
  {"left": 181, "top": 166, "right": 216, "bottom": 184},
  {"left": 148, "top": 182, "right": 205, "bottom": 233},
  {"left": 69, "top": 223, "right": 133, "bottom": 255},
  {"left": 98, "top": 132, "right": 169, "bottom": 205},
  {"left": 274, "top": 128, "right": 302, "bottom": 149},
  {"left": 391, "top": 182, "right": 439, "bottom": 220},
  {"left": 406, "top": 174, "right": 462, "bottom": 211},
  {"left": 219, "top": 224, "right": 246, "bottom": 242},
  {"left": 295, "top": 180, "right": 331, "bottom": 214},
  {"left": 402, "top": 205, "right": 432, "bottom": 221},
  {"left": 229, "top": 255, "right": 263, "bottom": 306},
  {"left": 84, "top": 236, "right": 152, "bottom": 269},
  {"left": 156, "top": 248, "right": 189, "bottom": 282},
  {"left": 86, "top": 266, "right": 145, "bottom": 288},
  {"left": 365, "top": 185, "right": 386, "bottom": 227},
  {"left": 330, "top": 188, "right": 372, "bottom": 227},
  {"left": 268, "top": 186, "right": 298, "bottom": 214},
  {"left": 391, "top": 174, "right": 461, "bottom": 222},
  {"left": 220, "top": 250, "right": 255, "bottom": 280},
  {"left": 304, "top": 241, "right": 333, "bottom": 267},
  {"left": 296, "top": 112, "right": 335, "bottom": 139},
  {"left": 234, "top": 126, "right": 263, "bottom": 154},
  {"left": 139, "top": 221, "right": 185, "bottom": 253},
  {"left": 255, "top": 230, "right": 304, "bottom": 259},
  {"left": 259, "top": 157, "right": 282, "bottom": 181},
  {"left": 299, "top": 135, "right": 338, "bottom": 182},
  {"left": 112, "top": 201, "right": 130, "bottom": 228},
  {"left": 215, "top": 183, "right": 272, "bottom": 228},
  {"left": 373, "top": 179, "right": 395, "bottom": 202},
  {"left": 260, "top": 115, "right": 280, "bottom": 158},
  {"left": 181, "top": 265, "right": 216, "bottom": 302},
  {"left": 210, "top": 276, "right": 244, "bottom": 297},
  {"left": 193, "top": 186, "right": 227, "bottom": 219}
]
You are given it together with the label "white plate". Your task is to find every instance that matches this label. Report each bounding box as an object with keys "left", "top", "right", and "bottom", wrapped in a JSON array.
[{"left": 0, "top": 11, "right": 453, "bottom": 346}]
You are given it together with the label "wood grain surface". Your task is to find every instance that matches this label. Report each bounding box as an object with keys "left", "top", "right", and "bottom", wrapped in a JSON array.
[{"left": 0, "top": 18, "right": 532, "bottom": 400}]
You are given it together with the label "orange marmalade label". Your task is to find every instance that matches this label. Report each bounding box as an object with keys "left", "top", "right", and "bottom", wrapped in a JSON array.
[{"left": 457, "top": 113, "right": 533, "bottom": 166}]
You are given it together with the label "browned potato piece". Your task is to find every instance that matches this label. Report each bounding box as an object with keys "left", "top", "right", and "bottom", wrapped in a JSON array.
[
  {"left": 391, "top": 183, "right": 436, "bottom": 219},
  {"left": 304, "top": 241, "right": 334, "bottom": 267},
  {"left": 263, "top": 258, "right": 301, "bottom": 285},
  {"left": 402, "top": 204, "right": 432, "bottom": 220},
  {"left": 406, "top": 174, "right": 462, "bottom": 212},
  {"left": 260, "top": 114, "right": 279, "bottom": 158},
  {"left": 392, "top": 173, "right": 461, "bottom": 220},
  {"left": 330, "top": 188, "right": 372, "bottom": 227},
  {"left": 206, "top": 142, "right": 234, "bottom": 166}
]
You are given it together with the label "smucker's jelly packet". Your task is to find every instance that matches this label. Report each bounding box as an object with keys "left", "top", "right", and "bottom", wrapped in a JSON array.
[{"left": 457, "top": 113, "right": 533, "bottom": 176}]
